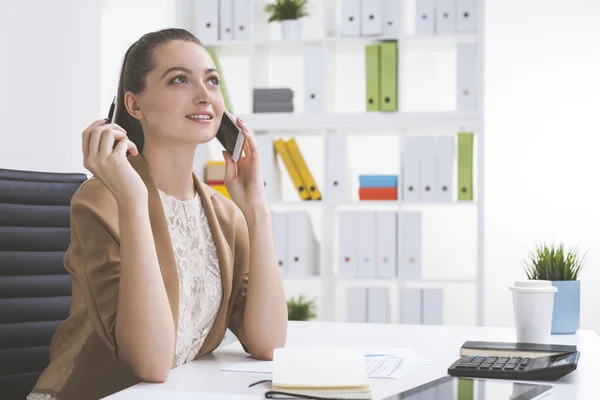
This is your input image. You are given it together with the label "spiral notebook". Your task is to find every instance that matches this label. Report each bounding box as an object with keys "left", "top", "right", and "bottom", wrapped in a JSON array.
[{"left": 265, "top": 348, "right": 372, "bottom": 400}]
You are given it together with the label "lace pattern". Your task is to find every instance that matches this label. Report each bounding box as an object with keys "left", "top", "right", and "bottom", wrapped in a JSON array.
[{"left": 158, "top": 189, "right": 223, "bottom": 367}]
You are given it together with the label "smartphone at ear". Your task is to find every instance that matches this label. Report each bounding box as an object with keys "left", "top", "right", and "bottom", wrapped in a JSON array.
[{"left": 216, "top": 109, "right": 245, "bottom": 162}]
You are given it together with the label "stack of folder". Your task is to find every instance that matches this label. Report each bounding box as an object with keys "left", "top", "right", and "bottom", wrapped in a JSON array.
[
  {"left": 358, "top": 175, "right": 398, "bottom": 200},
  {"left": 204, "top": 161, "right": 230, "bottom": 199},
  {"left": 273, "top": 138, "right": 321, "bottom": 201},
  {"left": 365, "top": 40, "right": 398, "bottom": 112},
  {"left": 253, "top": 88, "right": 294, "bottom": 113}
]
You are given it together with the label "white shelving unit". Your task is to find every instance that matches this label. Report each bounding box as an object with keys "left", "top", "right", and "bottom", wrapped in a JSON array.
[{"left": 177, "top": 0, "right": 485, "bottom": 327}]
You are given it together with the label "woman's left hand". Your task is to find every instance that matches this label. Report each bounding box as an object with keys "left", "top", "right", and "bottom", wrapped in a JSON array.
[{"left": 222, "top": 118, "right": 267, "bottom": 213}]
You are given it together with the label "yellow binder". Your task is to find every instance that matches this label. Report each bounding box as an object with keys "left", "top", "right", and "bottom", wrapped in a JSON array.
[
  {"left": 210, "top": 184, "right": 230, "bottom": 199},
  {"left": 273, "top": 139, "right": 311, "bottom": 200},
  {"left": 284, "top": 138, "right": 322, "bottom": 200}
]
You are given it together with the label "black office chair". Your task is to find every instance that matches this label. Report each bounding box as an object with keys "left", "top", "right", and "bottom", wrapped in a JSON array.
[{"left": 0, "top": 168, "right": 87, "bottom": 400}]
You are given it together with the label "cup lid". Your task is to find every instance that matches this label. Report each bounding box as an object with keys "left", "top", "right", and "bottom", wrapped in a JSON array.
[{"left": 509, "top": 280, "right": 558, "bottom": 293}]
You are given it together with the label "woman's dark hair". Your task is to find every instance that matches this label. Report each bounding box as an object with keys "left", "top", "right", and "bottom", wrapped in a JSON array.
[{"left": 114, "top": 28, "right": 202, "bottom": 152}]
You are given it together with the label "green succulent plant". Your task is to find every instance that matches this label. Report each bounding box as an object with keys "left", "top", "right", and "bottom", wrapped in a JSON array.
[
  {"left": 287, "top": 294, "right": 317, "bottom": 321},
  {"left": 264, "top": 0, "right": 310, "bottom": 23},
  {"left": 522, "top": 242, "right": 585, "bottom": 281}
]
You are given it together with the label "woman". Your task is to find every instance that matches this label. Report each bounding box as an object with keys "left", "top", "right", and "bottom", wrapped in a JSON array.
[{"left": 28, "top": 28, "right": 288, "bottom": 400}]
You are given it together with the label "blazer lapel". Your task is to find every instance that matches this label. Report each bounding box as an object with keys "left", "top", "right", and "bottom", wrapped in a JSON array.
[
  {"left": 193, "top": 172, "right": 234, "bottom": 355},
  {"left": 128, "top": 155, "right": 180, "bottom": 346}
]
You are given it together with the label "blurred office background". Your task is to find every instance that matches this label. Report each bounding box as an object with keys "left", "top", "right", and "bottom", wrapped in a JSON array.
[{"left": 1, "top": 0, "right": 600, "bottom": 334}]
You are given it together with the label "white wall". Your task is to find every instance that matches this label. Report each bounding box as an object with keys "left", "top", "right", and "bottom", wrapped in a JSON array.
[
  {"left": 484, "top": 0, "right": 600, "bottom": 333},
  {"left": 0, "top": 0, "right": 102, "bottom": 174}
]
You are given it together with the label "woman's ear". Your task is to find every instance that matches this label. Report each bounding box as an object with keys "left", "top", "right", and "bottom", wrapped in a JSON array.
[{"left": 124, "top": 91, "right": 144, "bottom": 121}]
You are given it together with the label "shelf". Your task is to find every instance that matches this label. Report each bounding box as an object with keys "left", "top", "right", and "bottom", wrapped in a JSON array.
[
  {"left": 267, "top": 201, "right": 478, "bottom": 209},
  {"left": 240, "top": 112, "right": 482, "bottom": 132},
  {"left": 203, "top": 33, "right": 478, "bottom": 49}
]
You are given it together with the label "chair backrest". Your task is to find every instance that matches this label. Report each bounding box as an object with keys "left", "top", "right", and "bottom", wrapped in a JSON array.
[{"left": 0, "top": 168, "right": 87, "bottom": 400}]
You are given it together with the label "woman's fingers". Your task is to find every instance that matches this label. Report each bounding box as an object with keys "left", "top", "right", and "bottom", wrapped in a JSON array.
[
  {"left": 114, "top": 137, "right": 138, "bottom": 157},
  {"left": 222, "top": 151, "right": 237, "bottom": 182},
  {"left": 82, "top": 119, "right": 109, "bottom": 157},
  {"left": 99, "top": 130, "right": 127, "bottom": 158}
]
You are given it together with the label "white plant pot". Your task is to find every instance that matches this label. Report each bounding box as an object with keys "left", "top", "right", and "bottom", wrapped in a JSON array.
[{"left": 281, "top": 19, "right": 302, "bottom": 40}]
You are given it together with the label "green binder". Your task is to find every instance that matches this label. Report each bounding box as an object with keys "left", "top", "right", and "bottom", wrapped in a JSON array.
[
  {"left": 379, "top": 41, "right": 397, "bottom": 111},
  {"left": 457, "top": 132, "right": 474, "bottom": 201},
  {"left": 205, "top": 46, "right": 234, "bottom": 113},
  {"left": 365, "top": 44, "right": 380, "bottom": 111},
  {"left": 457, "top": 378, "right": 474, "bottom": 400}
]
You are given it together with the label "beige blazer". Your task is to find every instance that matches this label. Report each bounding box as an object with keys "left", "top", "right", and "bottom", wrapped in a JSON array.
[{"left": 31, "top": 155, "right": 251, "bottom": 400}]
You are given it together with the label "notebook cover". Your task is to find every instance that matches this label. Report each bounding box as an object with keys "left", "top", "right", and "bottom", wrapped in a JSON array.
[{"left": 460, "top": 341, "right": 577, "bottom": 357}]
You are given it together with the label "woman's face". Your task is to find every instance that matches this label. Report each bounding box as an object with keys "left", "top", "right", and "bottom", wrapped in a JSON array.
[{"left": 133, "top": 40, "right": 225, "bottom": 147}]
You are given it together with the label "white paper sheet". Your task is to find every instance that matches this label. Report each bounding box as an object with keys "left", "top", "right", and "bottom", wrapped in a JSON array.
[{"left": 220, "top": 347, "right": 431, "bottom": 380}]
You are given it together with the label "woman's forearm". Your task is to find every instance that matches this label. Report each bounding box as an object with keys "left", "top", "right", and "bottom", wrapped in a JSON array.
[
  {"left": 241, "top": 205, "right": 288, "bottom": 359},
  {"left": 115, "top": 199, "right": 175, "bottom": 382}
]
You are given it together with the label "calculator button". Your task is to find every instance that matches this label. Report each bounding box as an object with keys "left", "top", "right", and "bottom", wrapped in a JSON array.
[
  {"left": 509, "top": 357, "right": 522, "bottom": 363},
  {"left": 479, "top": 364, "right": 492, "bottom": 369},
  {"left": 522, "top": 358, "right": 530, "bottom": 365},
  {"left": 492, "top": 365, "right": 503, "bottom": 370},
  {"left": 456, "top": 364, "right": 478, "bottom": 369},
  {"left": 504, "top": 365, "right": 516, "bottom": 370}
]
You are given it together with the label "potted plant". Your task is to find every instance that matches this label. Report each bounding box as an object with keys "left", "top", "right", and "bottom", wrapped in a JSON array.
[
  {"left": 287, "top": 294, "right": 317, "bottom": 321},
  {"left": 263, "top": 0, "right": 309, "bottom": 40},
  {"left": 522, "top": 242, "right": 585, "bottom": 334}
]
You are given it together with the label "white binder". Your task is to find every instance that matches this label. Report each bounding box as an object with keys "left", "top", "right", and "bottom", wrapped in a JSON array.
[
  {"left": 287, "top": 211, "right": 319, "bottom": 277},
  {"left": 375, "top": 211, "right": 397, "bottom": 278},
  {"left": 436, "top": 136, "right": 454, "bottom": 202},
  {"left": 347, "top": 287, "right": 367, "bottom": 322},
  {"left": 415, "top": 0, "right": 435, "bottom": 35},
  {"left": 271, "top": 211, "right": 288, "bottom": 276},
  {"left": 401, "top": 288, "right": 422, "bottom": 324},
  {"left": 456, "top": 43, "right": 477, "bottom": 111},
  {"left": 456, "top": 0, "right": 477, "bottom": 32},
  {"left": 325, "top": 133, "right": 349, "bottom": 204},
  {"left": 338, "top": 211, "right": 358, "bottom": 277},
  {"left": 304, "top": 44, "right": 326, "bottom": 114},
  {"left": 382, "top": 0, "right": 399, "bottom": 38},
  {"left": 232, "top": 0, "right": 250, "bottom": 40},
  {"left": 341, "top": 0, "right": 361, "bottom": 36},
  {"left": 402, "top": 136, "right": 420, "bottom": 202},
  {"left": 255, "top": 134, "right": 275, "bottom": 202},
  {"left": 219, "top": 0, "right": 234, "bottom": 40},
  {"left": 400, "top": 211, "right": 422, "bottom": 280},
  {"left": 367, "top": 287, "right": 389, "bottom": 323},
  {"left": 357, "top": 211, "right": 376, "bottom": 278},
  {"left": 360, "top": 0, "right": 383, "bottom": 36},
  {"left": 435, "top": 0, "right": 456, "bottom": 34},
  {"left": 422, "top": 288, "right": 444, "bottom": 325},
  {"left": 194, "top": 0, "right": 219, "bottom": 43},
  {"left": 418, "top": 137, "right": 437, "bottom": 202}
]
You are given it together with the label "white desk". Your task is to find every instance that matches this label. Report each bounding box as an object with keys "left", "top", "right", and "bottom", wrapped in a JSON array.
[{"left": 106, "top": 321, "right": 600, "bottom": 399}]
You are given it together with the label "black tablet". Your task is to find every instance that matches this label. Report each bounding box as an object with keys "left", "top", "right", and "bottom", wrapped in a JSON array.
[{"left": 383, "top": 376, "right": 552, "bottom": 400}]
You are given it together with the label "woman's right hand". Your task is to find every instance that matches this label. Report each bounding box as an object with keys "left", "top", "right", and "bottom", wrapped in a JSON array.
[{"left": 82, "top": 119, "right": 148, "bottom": 207}]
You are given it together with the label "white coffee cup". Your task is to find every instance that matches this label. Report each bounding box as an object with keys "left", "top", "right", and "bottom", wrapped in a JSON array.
[{"left": 509, "top": 280, "right": 557, "bottom": 344}]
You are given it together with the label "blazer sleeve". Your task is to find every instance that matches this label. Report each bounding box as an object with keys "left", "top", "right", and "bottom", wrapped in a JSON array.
[
  {"left": 228, "top": 207, "right": 251, "bottom": 354},
  {"left": 64, "top": 197, "right": 122, "bottom": 357}
]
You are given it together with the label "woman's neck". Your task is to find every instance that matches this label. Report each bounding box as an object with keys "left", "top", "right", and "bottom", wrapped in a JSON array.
[{"left": 141, "top": 142, "right": 197, "bottom": 201}]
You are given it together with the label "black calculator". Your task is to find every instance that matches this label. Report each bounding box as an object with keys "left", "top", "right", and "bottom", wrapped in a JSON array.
[{"left": 448, "top": 351, "right": 579, "bottom": 381}]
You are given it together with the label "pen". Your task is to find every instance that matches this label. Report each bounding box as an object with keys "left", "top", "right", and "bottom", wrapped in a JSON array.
[{"left": 105, "top": 96, "right": 116, "bottom": 123}]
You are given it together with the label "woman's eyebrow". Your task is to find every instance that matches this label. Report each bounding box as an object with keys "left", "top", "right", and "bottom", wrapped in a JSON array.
[{"left": 161, "top": 66, "right": 193, "bottom": 79}]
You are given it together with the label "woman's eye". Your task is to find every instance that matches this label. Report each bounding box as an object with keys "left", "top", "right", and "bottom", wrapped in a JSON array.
[
  {"left": 171, "top": 75, "right": 187, "bottom": 84},
  {"left": 208, "top": 76, "right": 220, "bottom": 86}
]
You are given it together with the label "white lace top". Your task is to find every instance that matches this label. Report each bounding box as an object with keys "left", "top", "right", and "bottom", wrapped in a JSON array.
[{"left": 28, "top": 188, "right": 223, "bottom": 400}]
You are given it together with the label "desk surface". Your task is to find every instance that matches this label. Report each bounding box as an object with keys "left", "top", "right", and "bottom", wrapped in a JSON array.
[{"left": 106, "top": 321, "right": 600, "bottom": 399}]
